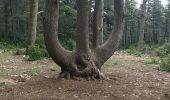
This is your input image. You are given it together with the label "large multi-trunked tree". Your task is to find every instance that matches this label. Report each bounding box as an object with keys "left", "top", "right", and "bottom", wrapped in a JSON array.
[{"left": 43, "top": 0, "right": 124, "bottom": 79}]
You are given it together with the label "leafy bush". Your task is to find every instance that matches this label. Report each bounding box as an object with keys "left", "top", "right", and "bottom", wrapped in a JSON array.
[
  {"left": 126, "top": 47, "right": 141, "bottom": 57},
  {"left": 61, "top": 39, "right": 76, "bottom": 50},
  {"left": 146, "top": 57, "right": 160, "bottom": 64},
  {"left": 126, "top": 47, "right": 136, "bottom": 55},
  {"left": 154, "top": 43, "right": 170, "bottom": 57},
  {"left": 141, "top": 44, "right": 157, "bottom": 54},
  {"left": 0, "top": 41, "right": 22, "bottom": 49},
  {"left": 36, "top": 33, "right": 46, "bottom": 48},
  {"left": 160, "top": 54, "right": 170, "bottom": 72},
  {"left": 27, "top": 44, "right": 48, "bottom": 61}
]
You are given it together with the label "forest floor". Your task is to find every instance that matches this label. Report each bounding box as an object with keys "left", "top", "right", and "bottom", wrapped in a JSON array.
[{"left": 0, "top": 51, "right": 170, "bottom": 100}]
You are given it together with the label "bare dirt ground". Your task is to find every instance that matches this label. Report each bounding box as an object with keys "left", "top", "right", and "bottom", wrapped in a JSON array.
[{"left": 0, "top": 51, "right": 170, "bottom": 100}]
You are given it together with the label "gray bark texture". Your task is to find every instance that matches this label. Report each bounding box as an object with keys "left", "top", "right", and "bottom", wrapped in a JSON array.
[
  {"left": 138, "top": 0, "right": 147, "bottom": 51},
  {"left": 93, "top": 0, "right": 104, "bottom": 48},
  {"left": 43, "top": 0, "right": 124, "bottom": 80},
  {"left": 28, "top": 0, "right": 39, "bottom": 48}
]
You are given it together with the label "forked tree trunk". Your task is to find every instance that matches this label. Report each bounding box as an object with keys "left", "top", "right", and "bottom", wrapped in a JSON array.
[
  {"left": 138, "top": 0, "right": 147, "bottom": 51},
  {"left": 43, "top": 0, "right": 124, "bottom": 80}
]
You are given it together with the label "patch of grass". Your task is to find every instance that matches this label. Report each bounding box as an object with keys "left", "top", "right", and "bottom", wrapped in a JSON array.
[
  {"left": 0, "top": 82, "right": 14, "bottom": 89},
  {"left": 0, "top": 51, "right": 13, "bottom": 60},
  {"left": 0, "top": 41, "right": 23, "bottom": 50},
  {"left": 105, "top": 59, "right": 120, "bottom": 66},
  {"left": 145, "top": 57, "right": 160, "bottom": 64},
  {"left": 160, "top": 54, "right": 170, "bottom": 72},
  {"left": 126, "top": 47, "right": 142, "bottom": 57},
  {"left": 153, "top": 43, "right": 170, "bottom": 57}
]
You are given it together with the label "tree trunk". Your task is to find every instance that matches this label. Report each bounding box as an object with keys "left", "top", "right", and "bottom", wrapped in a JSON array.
[
  {"left": 138, "top": 0, "right": 147, "bottom": 51},
  {"left": 43, "top": 0, "right": 124, "bottom": 80},
  {"left": 99, "top": 0, "right": 104, "bottom": 45},
  {"left": 93, "top": 0, "right": 104, "bottom": 48},
  {"left": 28, "top": 0, "right": 39, "bottom": 48},
  {"left": 3, "top": 1, "right": 9, "bottom": 39}
]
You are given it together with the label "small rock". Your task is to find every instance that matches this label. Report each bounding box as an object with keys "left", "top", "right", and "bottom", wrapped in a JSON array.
[
  {"left": 11, "top": 74, "right": 31, "bottom": 82},
  {"left": 50, "top": 68, "right": 56, "bottom": 71},
  {"left": 74, "top": 94, "right": 78, "bottom": 98},
  {"left": 0, "top": 49, "right": 4, "bottom": 54},
  {"left": 44, "top": 75, "right": 50, "bottom": 78},
  {"left": 104, "top": 96, "right": 108, "bottom": 98}
]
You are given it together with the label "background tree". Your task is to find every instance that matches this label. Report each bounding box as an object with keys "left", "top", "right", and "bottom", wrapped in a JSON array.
[
  {"left": 0, "top": 0, "right": 169, "bottom": 60},
  {"left": 93, "top": 0, "right": 104, "bottom": 47},
  {"left": 43, "top": 0, "right": 124, "bottom": 79},
  {"left": 121, "top": 0, "right": 138, "bottom": 48},
  {"left": 138, "top": 0, "right": 147, "bottom": 50},
  {"left": 28, "top": 0, "right": 39, "bottom": 48},
  {"left": 165, "top": 0, "right": 170, "bottom": 42}
]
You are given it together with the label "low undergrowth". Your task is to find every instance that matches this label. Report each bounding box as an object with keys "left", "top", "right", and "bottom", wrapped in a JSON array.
[
  {"left": 27, "top": 44, "right": 48, "bottom": 61},
  {"left": 125, "top": 43, "right": 170, "bottom": 72}
]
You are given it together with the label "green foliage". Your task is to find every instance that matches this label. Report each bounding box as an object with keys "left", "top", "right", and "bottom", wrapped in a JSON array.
[
  {"left": 0, "top": 82, "right": 14, "bottom": 89},
  {"left": 61, "top": 39, "right": 76, "bottom": 50},
  {"left": 25, "top": 33, "right": 54, "bottom": 61},
  {"left": 126, "top": 47, "right": 142, "bottom": 57},
  {"left": 105, "top": 59, "right": 119, "bottom": 66},
  {"left": 146, "top": 57, "right": 160, "bottom": 64},
  {"left": 36, "top": 33, "right": 45, "bottom": 48},
  {"left": 160, "top": 54, "right": 170, "bottom": 72},
  {"left": 154, "top": 43, "right": 170, "bottom": 57},
  {"left": 27, "top": 44, "right": 47, "bottom": 61},
  {"left": 58, "top": 1, "right": 76, "bottom": 50},
  {"left": 0, "top": 41, "right": 23, "bottom": 49}
]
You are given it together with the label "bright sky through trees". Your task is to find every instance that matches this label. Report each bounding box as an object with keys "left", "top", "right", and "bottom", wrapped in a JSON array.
[{"left": 135, "top": 0, "right": 168, "bottom": 6}]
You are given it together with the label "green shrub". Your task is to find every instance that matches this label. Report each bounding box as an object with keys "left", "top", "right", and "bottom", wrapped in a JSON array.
[
  {"left": 154, "top": 43, "right": 170, "bottom": 57},
  {"left": 36, "top": 33, "right": 45, "bottom": 48},
  {"left": 126, "top": 47, "right": 136, "bottom": 55},
  {"left": 126, "top": 47, "right": 141, "bottom": 57},
  {"left": 61, "top": 39, "right": 76, "bottom": 50},
  {"left": 160, "top": 54, "right": 170, "bottom": 72},
  {"left": 146, "top": 57, "right": 160, "bottom": 64},
  {"left": 27, "top": 44, "right": 47, "bottom": 61},
  {"left": 0, "top": 41, "right": 22, "bottom": 50}
]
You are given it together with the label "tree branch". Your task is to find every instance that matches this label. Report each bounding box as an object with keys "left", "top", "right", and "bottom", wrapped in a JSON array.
[
  {"left": 76, "top": 0, "right": 90, "bottom": 54},
  {"left": 93, "top": 0, "right": 104, "bottom": 48},
  {"left": 93, "top": 0, "right": 101, "bottom": 48},
  {"left": 43, "top": 0, "right": 72, "bottom": 68},
  {"left": 96, "top": 0, "right": 125, "bottom": 66}
]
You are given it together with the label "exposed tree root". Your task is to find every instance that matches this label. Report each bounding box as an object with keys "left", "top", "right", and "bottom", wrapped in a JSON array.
[
  {"left": 58, "top": 53, "right": 106, "bottom": 80},
  {"left": 58, "top": 68, "right": 105, "bottom": 80}
]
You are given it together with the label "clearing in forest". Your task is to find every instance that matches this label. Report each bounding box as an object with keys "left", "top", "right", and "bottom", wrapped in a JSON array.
[{"left": 0, "top": 51, "right": 170, "bottom": 100}]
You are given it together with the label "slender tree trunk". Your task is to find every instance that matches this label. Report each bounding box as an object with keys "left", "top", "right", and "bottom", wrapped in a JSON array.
[
  {"left": 99, "top": 0, "right": 104, "bottom": 45},
  {"left": 28, "top": 0, "right": 39, "bottom": 48},
  {"left": 3, "top": 1, "right": 9, "bottom": 39},
  {"left": 138, "top": 0, "right": 147, "bottom": 51},
  {"left": 96, "top": 0, "right": 125, "bottom": 66},
  {"left": 93, "top": 0, "right": 104, "bottom": 48}
]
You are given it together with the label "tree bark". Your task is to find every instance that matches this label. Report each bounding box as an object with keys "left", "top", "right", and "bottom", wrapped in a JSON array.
[
  {"left": 93, "top": 0, "right": 104, "bottom": 48},
  {"left": 138, "top": 0, "right": 147, "bottom": 51},
  {"left": 28, "top": 0, "right": 39, "bottom": 48},
  {"left": 99, "top": 0, "right": 104, "bottom": 45},
  {"left": 96, "top": 0, "right": 125, "bottom": 66},
  {"left": 76, "top": 0, "right": 90, "bottom": 54},
  {"left": 43, "top": 0, "right": 72, "bottom": 71}
]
